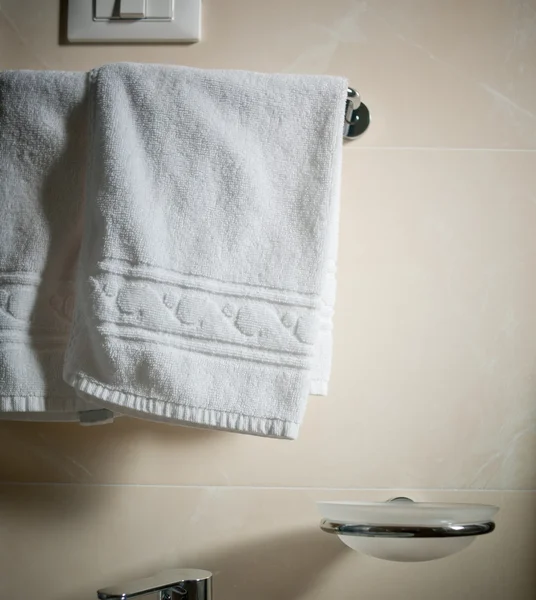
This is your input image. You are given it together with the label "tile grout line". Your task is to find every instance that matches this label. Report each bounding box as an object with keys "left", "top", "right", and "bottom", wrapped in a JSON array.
[
  {"left": 0, "top": 481, "right": 534, "bottom": 492},
  {"left": 343, "top": 146, "right": 536, "bottom": 152}
]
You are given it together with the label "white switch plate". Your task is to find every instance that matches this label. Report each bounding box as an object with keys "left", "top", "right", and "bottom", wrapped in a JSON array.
[{"left": 68, "top": 0, "right": 201, "bottom": 43}]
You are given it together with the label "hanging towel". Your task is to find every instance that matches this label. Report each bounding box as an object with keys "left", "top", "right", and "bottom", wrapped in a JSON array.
[
  {"left": 0, "top": 70, "right": 114, "bottom": 423},
  {"left": 63, "top": 63, "right": 346, "bottom": 439}
]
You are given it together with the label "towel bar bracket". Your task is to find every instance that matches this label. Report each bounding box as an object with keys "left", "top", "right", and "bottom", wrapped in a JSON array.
[{"left": 344, "top": 87, "right": 370, "bottom": 139}]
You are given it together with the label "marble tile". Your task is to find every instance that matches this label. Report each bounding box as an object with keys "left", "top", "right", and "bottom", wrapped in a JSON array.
[
  {"left": 1, "top": 149, "right": 535, "bottom": 490},
  {"left": 0, "top": 485, "right": 534, "bottom": 600},
  {"left": 1, "top": 0, "right": 536, "bottom": 594},
  {"left": 1, "top": 1, "right": 535, "bottom": 598},
  {"left": 1, "top": 0, "right": 536, "bottom": 148},
  {"left": 0, "top": 6, "right": 45, "bottom": 70}
]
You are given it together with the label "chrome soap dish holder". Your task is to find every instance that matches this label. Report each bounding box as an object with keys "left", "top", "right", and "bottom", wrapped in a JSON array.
[{"left": 318, "top": 497, "right": 499, "bottom": 562}]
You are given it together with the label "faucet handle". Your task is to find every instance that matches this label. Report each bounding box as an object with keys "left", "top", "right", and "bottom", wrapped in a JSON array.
[{"left": 97, "top": 568, "right": 212, "bottom": 600}]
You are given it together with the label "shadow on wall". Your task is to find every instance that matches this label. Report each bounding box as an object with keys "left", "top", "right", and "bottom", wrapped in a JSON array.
[
  {"left": 58, "top": 0, "right": 69, "bottom": 45},
  {"left": 200, "top": 530, "right": 349, "bottom": 600},
  {"left": 57, "top": 529, "right": 349, "bottom": 600},
  {"left": 0, "top": 417, "right": 220, "bottom": 486}
]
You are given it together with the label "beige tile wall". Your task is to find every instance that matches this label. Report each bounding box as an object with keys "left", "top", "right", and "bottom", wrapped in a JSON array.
[{"left": 1, "top": 1, "right": 535, "bottom": 598}]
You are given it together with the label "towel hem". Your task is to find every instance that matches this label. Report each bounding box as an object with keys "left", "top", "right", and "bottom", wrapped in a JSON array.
[
  {"left": 0, "top": 394, "right": 89, "bottom": 413},
  {"left": 66, "top": 372, "right": 300, "bottom": 440},
  {"left": 0, "top": 395, "right": 114, "bottom": 423}
]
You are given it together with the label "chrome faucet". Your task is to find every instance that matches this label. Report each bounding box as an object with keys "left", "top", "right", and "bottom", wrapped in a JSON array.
[{"left": 97, "top": 568, "right": 212, "bottom": 600}]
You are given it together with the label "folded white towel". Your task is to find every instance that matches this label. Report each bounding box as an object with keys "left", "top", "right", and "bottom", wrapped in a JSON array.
[
  {"left": 63, "top": 63, "right": 346, "bottom": 438},
  {"left": 0, "top": 70, "right": 113, "bottom": 423},
  {"left": 310, "top": 137, "right": 342, "bottom": 396}
]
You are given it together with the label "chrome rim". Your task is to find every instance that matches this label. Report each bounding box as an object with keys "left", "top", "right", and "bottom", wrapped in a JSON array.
[{"left": 320, "top": 519, "right": 496, "bottom": 539}]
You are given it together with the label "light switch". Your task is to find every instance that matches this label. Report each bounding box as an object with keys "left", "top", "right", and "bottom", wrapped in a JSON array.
[
  {"left": 146, "top": 0, "right": 173, "bottom": 19},
  {"left": 95, "top": 0, "right": 172, "bottom": 20},
  {"left": 120, "top": 0, "right": 146, "bottom": 18},
  {"left": 95, "top": 0, "right": 115, "bottom": 19}
]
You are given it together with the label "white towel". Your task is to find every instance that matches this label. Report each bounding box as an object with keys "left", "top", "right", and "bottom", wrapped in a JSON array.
[
  {"left": 0, "top": 70, "right": 113, "bottom": 423},
  {"left": 63, "top": 63, "right": 346, "bottom": 438},
  {"left": 310, "top": 138, "right": 342, "bottom": 396}
]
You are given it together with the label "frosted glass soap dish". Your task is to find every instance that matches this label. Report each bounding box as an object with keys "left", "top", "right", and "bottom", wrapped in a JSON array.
[{"left": 318, "top": 497, "right": 499, "bottom": 562}]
